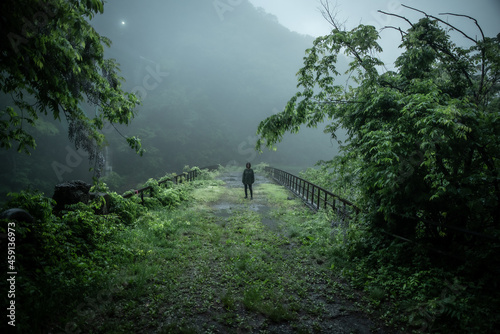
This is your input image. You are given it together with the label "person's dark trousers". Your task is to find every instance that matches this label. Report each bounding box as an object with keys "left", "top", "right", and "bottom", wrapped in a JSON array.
[{"left": 244, "top": 184, "right": 253, "bottom": 199}]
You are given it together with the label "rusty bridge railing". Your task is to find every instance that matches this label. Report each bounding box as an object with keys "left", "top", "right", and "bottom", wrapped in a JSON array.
[{"left": 264, "top": 166, "right": 360, "bottom": 220}]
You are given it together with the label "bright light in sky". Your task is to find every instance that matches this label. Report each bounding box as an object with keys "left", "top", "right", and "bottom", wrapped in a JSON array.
[{"left": 121, "top": 21, "right": 125, "bottom": 25}]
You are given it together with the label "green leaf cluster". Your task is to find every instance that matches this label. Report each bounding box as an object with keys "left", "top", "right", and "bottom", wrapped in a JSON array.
[
  {"left": 257, "top": 13, "right": 500, "bottom": 252},
  {"left": 0, "top": 0, "right": 141, "bottom": 156},
  {"left": 0, "top": 189, "right": 125, "bottom": 330}
]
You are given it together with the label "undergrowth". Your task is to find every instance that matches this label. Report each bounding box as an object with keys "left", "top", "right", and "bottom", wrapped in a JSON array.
[
  {"left": 36, "top": 165, "right": 387, "bottom": 333},
  {"left": 300, "top": 166, "right": 500, "bottom": 333},
  {"left": 2, "top": 163, "right": 496, "bottom": 333},
  {"left": 0, "top": 166, "right": 213, "bottom": 333}
]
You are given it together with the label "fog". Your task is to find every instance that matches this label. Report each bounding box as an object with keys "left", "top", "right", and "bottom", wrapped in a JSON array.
[{"left": 1, "top": 0, "right": 499, "bottom": 198}]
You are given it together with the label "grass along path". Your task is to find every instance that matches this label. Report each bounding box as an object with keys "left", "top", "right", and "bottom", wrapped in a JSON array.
[{"left": 66, "top": 171, "right": 391, "bottom": 333}]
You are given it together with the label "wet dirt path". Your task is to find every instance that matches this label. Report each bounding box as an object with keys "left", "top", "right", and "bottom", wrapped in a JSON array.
[
  {"left": 213, "top": 171, "right": 279, "bottom": 231},
  {"left": 205, "top": 171, "right": 393, "bottom": 334},
  {"left": 63, "top": 171, "right": 396, "bottom": 334}
]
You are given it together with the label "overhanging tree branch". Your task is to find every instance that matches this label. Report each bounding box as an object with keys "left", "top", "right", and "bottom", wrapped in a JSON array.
[
  {"left": 378, "top": 10, "right": 414, "bottom": 28},
  {"left": 438, "top": 12, "right": 485, "bottom": 42},
  {"left": 319, "top": 0, "right": 345, "bottom": 30},
  {"left": 319, "top": 0, "right": 380, "bottom": 77},
  {"left": 401, "top": 4, "right": 488, "bottom": 100},
  {"left": 381, "top": 26, "right": 407, "bottom": 40},
  {"left": 379, "top": 5, "right": 488, "bottom": 101}
]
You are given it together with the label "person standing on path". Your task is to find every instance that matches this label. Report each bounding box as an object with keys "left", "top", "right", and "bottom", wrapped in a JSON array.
[{"left": 242, "top": 162, "right": 255, "bottom": 199}]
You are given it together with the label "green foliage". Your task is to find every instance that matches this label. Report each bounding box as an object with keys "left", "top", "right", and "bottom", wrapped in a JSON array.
[
  {"left": 0, "top": 166, "right": 208, "bottom": 331},
  {"left": 253, "top": 162, "right": 270, "bottom": 174},
  {"left": 190, "top": 166, "right": 220, "bottom": 180},
  {"left": 323, "top": 209, "right": 500, "bottom": 332},
  {"left": 108, "top": 191, "right": 145, "bottom": 225},
  {"left": 3, "top": 189, "right": 54, "bottom": 222},
  {"left": 3, "top": 168, "right": 496, "bottom": 332},
  {"left": 0, "top": 189, "right": 125, "bottom": 331},
  {"left": 138, "top": 177, "right": 190, "bottom": 210},
  {"left": 300, "top": 157, "right": 362, "bottom": 203},
  {"left": 0, "top": 0, "right": 141, "bottom": 157},
  {"left": 257, "top": 10, "right": 500, "bottom": 257},
  {"left": 256, "top": 10, "right": 499, "bottom": 331}
]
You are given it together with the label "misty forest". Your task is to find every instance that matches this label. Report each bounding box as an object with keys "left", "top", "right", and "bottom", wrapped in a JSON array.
[{"left": 1, "top": 0, "right": 499, "bottom": 333}]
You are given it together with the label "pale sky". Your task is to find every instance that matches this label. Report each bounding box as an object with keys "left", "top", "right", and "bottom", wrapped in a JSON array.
[
  {"left": 247, "top": 0, "right": 500, "bottom": 38},
  {"left": 246, "top": 0, "right": 500, "bottom": 69}
]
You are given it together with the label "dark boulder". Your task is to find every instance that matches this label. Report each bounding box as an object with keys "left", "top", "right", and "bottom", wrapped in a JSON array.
[
  {"left": 0, "top": 208, "right": 36, "bottom": 242},
  {"left": 52, "top": 180, "right": 91, "bottom": 211},
  {"left": 0, "top": 208, "right": 35, "bottom": 224}
]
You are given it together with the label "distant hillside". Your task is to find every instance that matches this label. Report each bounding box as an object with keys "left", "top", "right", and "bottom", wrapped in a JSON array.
[{"left": 0, "top": 0, "right": 339, "bottom": 197}]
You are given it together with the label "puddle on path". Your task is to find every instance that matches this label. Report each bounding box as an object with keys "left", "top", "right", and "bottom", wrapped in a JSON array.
[
  {"left": 206, "top": 172, "right": 393, "bottom": 333},
  {"left": 212, "top": 171, "right": 280, "bottom": 232}
]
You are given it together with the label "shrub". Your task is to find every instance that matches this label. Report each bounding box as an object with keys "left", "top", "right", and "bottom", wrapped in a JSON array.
[
  {"left": 0, "top": 189, "right": 125, "bottom": 331},
  {"left": 107, "top": 191, "right": 144, "bottom": 225}
]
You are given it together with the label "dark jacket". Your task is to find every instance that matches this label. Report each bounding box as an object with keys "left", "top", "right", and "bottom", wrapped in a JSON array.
[{"left": 242, "top": 168, "right": 255, "bottom": 185}]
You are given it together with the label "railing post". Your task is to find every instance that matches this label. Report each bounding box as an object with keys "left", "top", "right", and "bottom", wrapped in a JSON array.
[
  {"left": 317, "top": 188, "right": 320, "bottom": 210},
  {"left": 311, "top": 185, "right": 314, "bottom": 207},
  {"left": 264, "top": 166, "right": 359, "bottom": 218}
]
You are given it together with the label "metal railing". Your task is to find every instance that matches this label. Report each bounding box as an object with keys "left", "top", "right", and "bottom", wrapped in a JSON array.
[
  {"left": 264, "top": 167, "right": 360, "bottom": 219},
  {"left": 264, "top": 166, "right": 499, "bottom": 264},
  {"left": 123, "top": 165, "right": 219, "bottom": 203}
]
